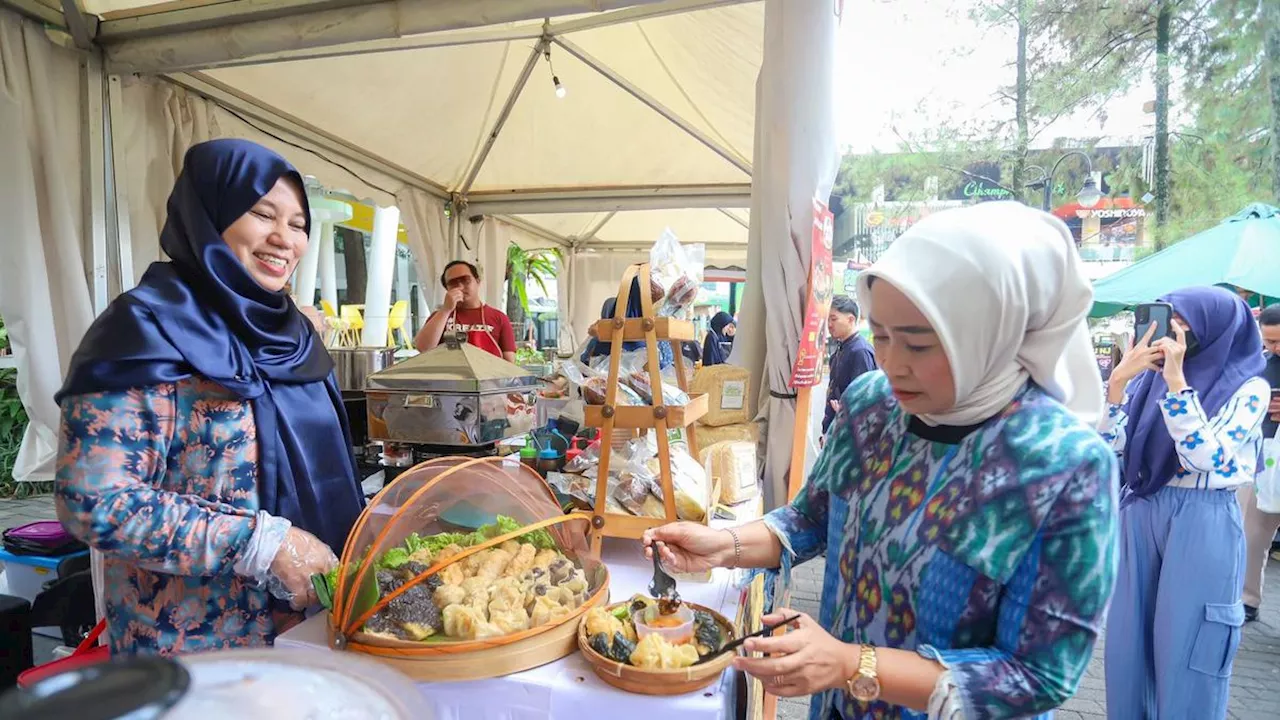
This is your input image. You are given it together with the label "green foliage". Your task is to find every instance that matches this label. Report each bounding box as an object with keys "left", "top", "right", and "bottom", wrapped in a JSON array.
[
  {"left": 505, "top": 244, "right": 560, "bottom": 327},
  {"left": 0, "top": 368, "right": 30, "bottom": 498}
]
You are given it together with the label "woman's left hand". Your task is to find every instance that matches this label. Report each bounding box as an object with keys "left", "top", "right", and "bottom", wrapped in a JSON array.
[
  {"left": 1156, "top": 323, "right": 1188, "bottom": 392},
  {"left": 734, "top": 612, "right": 856, "bottom": 698}
]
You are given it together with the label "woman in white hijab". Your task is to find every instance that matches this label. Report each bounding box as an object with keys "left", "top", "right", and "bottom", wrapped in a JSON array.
[{"left": 644, "top": 203, "right": 1119, "bottom": 720}]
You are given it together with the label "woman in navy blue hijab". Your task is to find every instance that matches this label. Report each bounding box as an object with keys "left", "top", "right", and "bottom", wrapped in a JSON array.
[
  {"left": 701, "top": 311, "right": 735, "bottom": 366},
  {"left": 53, "top": 139, "right": 364, "bottom": 655},
  {"left": 1098, "top": 286, "right": 1266, "bottom": 718}
]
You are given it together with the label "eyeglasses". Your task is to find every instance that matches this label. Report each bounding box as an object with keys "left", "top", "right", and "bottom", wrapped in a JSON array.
[{"left": 445, "top": 275, "right": 476, "bottom": 290}]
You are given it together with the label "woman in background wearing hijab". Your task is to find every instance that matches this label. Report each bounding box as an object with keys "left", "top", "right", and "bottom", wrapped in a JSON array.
[
  {"left": 1099, "top": 286, "right": 1265, "bottom": 720},
  {"left": 642, "top": 203, "right": 1118, "bottom": 719},
  {"left": 701, "top": 311, "right": 736, "bottom": 366},
  {"left": 54, "top": 139, "right": 365, "bottom": 655}
]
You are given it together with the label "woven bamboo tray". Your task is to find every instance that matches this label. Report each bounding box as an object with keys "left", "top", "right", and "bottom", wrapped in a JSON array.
[
  {"left": 330, "top": 567, "right": 611, "bottom": 682},
  {"left": 576, "top": 601, "right": 735, "bottom": 695}
]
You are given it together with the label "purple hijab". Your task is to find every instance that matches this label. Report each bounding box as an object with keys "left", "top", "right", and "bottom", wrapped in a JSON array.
[{"left": 1121, "top": 286, "right": 1264, "bottom": 497}]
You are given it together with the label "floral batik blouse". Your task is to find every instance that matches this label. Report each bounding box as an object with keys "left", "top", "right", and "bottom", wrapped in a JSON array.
[
  {"left": 764, "top": 373, "right": 1119, "bottom": 720},
  {"left": 55, "top": 378, "right": 287, "bottom": 655},
  {"left": 1097, "top": 377, "right": 1268, "bottom": 491}
]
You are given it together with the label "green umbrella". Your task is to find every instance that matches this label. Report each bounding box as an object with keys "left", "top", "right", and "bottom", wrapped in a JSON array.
[{"left": 1090, "top": 203, "right": 1280, "bottom": 317}]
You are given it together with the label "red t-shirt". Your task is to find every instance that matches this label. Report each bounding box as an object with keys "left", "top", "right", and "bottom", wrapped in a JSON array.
[{"left": 434, "top": 305, "right": 515, "bottom": 358}]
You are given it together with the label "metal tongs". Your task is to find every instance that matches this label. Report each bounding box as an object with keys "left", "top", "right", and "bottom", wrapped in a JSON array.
[
  {"left": 648, "top": 543, "right": 681, "bottom": 609},
  {"left": 695, "top": 614, "right": 801, "bottom": 665}
]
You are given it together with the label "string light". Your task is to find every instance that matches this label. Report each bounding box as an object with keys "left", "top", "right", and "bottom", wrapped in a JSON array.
[{"left": 544, "top": 46, "right": 565, "bottom": 99}]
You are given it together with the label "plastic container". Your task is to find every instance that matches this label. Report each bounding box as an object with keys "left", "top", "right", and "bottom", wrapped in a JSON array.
[
  {"left": 535, "top": 448, "right": 563, "bottom": 477},
  {"left": 0, "top": 548, "right": 89, "bottom": 603},
  {"left": 519, "top": 445, "right": 538, "bottom": 472},
  {"left": 633, "top": 604, "right": 694, "bottom": 645}
]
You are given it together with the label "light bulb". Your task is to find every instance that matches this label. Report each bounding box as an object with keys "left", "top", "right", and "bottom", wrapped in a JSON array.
[{"left": 553, "top": 76, "right": 566, "bottom": 99}]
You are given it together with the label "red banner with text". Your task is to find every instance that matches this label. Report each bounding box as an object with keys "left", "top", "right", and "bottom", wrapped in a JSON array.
[{"left": 790, "top": 198, "right": 835, "bottom": 387}]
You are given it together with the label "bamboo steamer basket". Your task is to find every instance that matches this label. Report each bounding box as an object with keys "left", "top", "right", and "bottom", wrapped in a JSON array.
[
  {"left": 576, "top": 601, "right": 735, "bottom": 695},
  {"left": 327, "top": 455, "right": 610, "bottom": 682}
]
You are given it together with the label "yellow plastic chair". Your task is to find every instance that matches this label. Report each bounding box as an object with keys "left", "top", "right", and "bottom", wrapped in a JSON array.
[
  {"left": 320, "top": 299, "right": 338, "bottom": 319},
  {"left": 387, "top": 300, "right": 409, "bottom": 348},
  {"left": 340, "top": 305, "right": 364, "bottom": 347}
]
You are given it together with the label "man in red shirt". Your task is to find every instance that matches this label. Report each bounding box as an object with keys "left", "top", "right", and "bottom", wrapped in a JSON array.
[{"left": 414, "top": 260, "right": 517, "bottom": 361}]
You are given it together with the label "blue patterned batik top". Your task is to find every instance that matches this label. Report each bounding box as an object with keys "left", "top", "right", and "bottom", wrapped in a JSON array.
[{"left": 764, "top": 372, "right": 1119, "bottom": 720}]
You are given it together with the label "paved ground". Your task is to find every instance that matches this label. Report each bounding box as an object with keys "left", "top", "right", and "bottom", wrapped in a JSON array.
[{"left": 3, "top": 495, "right": 1278, "bottom": 716}]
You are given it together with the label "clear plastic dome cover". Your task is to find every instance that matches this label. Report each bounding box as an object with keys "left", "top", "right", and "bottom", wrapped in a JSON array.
[{"left": 329, "top": 457, "right": 606, "bottom": 655}]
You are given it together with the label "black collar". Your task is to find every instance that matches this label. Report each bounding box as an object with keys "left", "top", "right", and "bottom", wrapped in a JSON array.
[{"left": 907, "top": 415, "right": 986, "bottom": 445}]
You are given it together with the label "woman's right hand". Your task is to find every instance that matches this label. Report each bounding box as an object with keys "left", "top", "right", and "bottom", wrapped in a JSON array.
[
  {"left": 1110, "top": 323, "right": 1162, "bottom": 389},
  {"left": 642, "top": 522, "right": 734, "bottom": 574},
  {"left": 269, "top": 527, "right": 338, "bottom": 610}
]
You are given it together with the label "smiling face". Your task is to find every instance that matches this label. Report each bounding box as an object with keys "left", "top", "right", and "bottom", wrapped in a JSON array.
[
  {"left": 221, "top": 177, "right": 309, "bottom": 293},
  {"left": 867, "top": 279, "right": 955, "bottom": 416}
]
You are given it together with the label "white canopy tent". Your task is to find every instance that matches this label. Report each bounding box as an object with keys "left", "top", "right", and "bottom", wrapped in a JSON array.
[{"left": 0, "top": 0, "right": 838, "bottom": 514}]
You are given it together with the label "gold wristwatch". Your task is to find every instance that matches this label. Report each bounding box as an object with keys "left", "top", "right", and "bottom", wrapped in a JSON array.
[{"left": 845, "top": 644, "right": 881, "bottom": 702}]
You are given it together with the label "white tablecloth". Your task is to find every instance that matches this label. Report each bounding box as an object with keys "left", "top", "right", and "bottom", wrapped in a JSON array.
[{"left": 277, "top": 537, "right": 742, "bottom": 720}]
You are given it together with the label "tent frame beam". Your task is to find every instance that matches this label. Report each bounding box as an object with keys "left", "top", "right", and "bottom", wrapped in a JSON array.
[
  {"left": 98, "top": 0, "right": 754, "bottom": 74},
  {"left": 494, "top": 214, "right": 575, "bottom": 248},
  {"left": 100, "top": 0, "right": 672, "bottom": 74},
  {"left": 459, "top": 37, "right": 549, "bottom": 195},
  {"left": 718, "top": 207, "right": 750, "bottom": 229},
  {"left": 163, "top": 72, "right": 450, "bottom": 201},
  {"left": 60, "top": 0, "right": 98, "bottom": 49},
  {"left": 467, "top": 184, "right": 751, "bottom": 216},
  {"left": 553, "top": 36, "right": 751, "bottom": 176},
  {"left": 0, "top": 0, "right": 63, "bottom": 27}
]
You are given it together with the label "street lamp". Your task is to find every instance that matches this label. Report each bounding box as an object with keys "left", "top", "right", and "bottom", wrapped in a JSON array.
[{"left": 1025, "top": 150, "right": 1101, "bottom": 212}]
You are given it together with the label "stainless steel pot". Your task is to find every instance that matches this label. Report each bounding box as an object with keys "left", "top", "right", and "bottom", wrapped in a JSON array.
[{"left": 330, "top": 347, "right": 396, "bottom": 392}]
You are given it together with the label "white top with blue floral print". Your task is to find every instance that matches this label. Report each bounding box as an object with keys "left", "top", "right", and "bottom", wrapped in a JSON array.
[{"left": 1098, "top": 376, "right": 1269, "bottom": 491}]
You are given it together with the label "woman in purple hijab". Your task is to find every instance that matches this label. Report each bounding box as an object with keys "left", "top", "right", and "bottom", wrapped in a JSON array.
[{"left": 1098, "top": 286, "right": 1265, "bottom": 719}]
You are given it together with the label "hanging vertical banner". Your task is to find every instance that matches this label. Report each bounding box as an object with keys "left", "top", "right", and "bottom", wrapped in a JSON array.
[{"left": 790, "top": 198, "right": 835, "bottom": 386}]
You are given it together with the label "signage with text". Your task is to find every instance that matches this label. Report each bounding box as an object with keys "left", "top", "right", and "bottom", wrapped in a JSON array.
[{"left": 791, "top": 198, "right": 835, "bottom": 387}]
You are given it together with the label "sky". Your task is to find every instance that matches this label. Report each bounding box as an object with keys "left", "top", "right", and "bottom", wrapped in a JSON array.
[{"left": 832, "top": 0, "right": 1161, "bottom": 154}]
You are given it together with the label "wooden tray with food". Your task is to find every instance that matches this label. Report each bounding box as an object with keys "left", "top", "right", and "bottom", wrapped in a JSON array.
[{"left": 577, "top": 595, "right": 735, "bottom": 696}]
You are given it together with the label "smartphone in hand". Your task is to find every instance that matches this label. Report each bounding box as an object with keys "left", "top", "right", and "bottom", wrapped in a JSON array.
[{"left": 1134, "top": 302, "right": 1175, "bottom": 343}]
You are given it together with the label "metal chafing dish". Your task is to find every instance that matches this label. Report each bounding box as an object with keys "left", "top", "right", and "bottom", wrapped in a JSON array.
[{"left": 364, "top": 334, "right": 539, "bottom": 447}]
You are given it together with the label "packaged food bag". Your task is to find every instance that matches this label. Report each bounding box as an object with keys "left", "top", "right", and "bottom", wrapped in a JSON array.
[
  {"left": 691, "top": 365, "right": 750, "bottom": 426},
  {"left": 702, "top": 440, "right": 759, "bottom": 505}
]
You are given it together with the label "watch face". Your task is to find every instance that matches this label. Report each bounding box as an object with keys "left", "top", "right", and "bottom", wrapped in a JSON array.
[{"left": 849, "top": 674, "right": 881, "bottom": 702}]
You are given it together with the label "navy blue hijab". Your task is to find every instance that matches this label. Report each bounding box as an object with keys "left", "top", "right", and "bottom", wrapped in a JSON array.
[
  {"left": 1121, "top": 286, "right": 1265, "bottom": 497},
  {"left": 56, "top": 139, "right": 364, "bottom": 554},
  {"left": 701, "top": 311, "right": 734, "bottom": 366}
]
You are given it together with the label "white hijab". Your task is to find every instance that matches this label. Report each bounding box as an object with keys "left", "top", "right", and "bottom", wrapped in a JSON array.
[{"left": 856, "top": 202, "right": 1103, "bottom": 427}]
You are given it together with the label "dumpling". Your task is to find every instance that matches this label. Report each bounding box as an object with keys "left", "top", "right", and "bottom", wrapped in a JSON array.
[
  {"left": 503, "top": 543, "right": 537, "bottom": 578},
  {"left": 488, "top": 578, "right": 524, "bottom": 613},
  {"left": 490, "top": 607, "right": 530, "bottom": 634},
  {"left": 499, "top": 539, "right": 521, "bottom": 555},
  {"left": 629, "top": 633, "right": 698, "bottom": 669},
  {"left": 442, "top": 604, "right": 503, "bottom": 639},
  {"left": 433, "top": 584, "right": 466, "bottom": 609},
  {"left": 460, "top": 577, "right": 490, "bottom": 595},
  {"left": 476, "top": 549, "right": 513, "bottom": 580},
  {"left": 463, "top": 549, "right": 493, "bottom": 575},
  {"left": 532, "top": 548, "right": 560, "bottom": 570},
  {"left": 584, "top": 607, "right": 624, "bottom": 638},
  {"left": 530, "top": 595, "right": 573, "bottom": 626}
]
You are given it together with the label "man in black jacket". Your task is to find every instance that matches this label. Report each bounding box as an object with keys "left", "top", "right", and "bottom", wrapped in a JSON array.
[{"left": 822, "top": 295, "right": 877, "bottom": 436}]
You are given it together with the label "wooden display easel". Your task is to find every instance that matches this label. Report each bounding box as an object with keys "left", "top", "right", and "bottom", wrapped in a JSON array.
[{"left": 585, "top": 263, "right": 707, "bottom": 554}]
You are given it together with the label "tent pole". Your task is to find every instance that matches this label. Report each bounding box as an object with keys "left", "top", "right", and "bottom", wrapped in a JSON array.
[
  {"left": 582, "top": 211, "right": 617, "bottom": 242},
  {"left": 492, "top": 214, "right": 575, "bottom": 248},
  {"left": 81, "top": 51, "right": 109, "bottom": 315},
  {"left": 105, "top": 74, "right": 136, "bottom": 292},
  {"left": 553, "top": 36, "right": 751, "bottom": 176},
  {"left": 459, "top": 38, "right": 549, "bottom": 195}
]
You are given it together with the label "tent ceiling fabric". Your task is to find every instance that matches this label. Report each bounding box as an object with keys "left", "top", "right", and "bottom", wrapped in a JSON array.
[
  {"left": 71, "top": 0, "right": 764, "bottom": 250},
  {"left": 199, "top": 5, "right": 760, "bottom": 193}
]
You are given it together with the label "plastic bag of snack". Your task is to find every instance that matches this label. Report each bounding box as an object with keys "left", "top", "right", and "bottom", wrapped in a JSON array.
[
  {"left": 561, "top": 359, "right": 644, "bottom": 406},
  {"left": 649, "top": 229, "right": 705, "bottom": 320},
  {"left": 640, "top": 446, "right": 709, "bottom": 522},
  {"left": 606, "top": 350, "right": 690, "bottom": 406}
]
